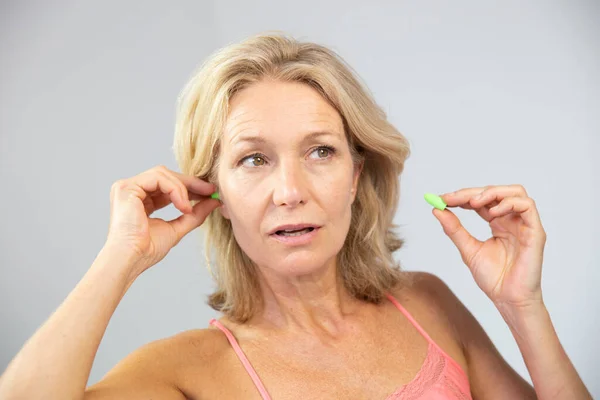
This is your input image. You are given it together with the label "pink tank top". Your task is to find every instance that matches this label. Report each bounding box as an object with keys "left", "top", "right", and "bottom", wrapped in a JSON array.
[{"left": 209, "top": 293, "right": 473, "bottom": 399}]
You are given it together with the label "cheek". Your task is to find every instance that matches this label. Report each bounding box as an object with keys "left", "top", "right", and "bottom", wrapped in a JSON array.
[
  {"left": 221, "top": 184, "right": 264, "bottom": 236},
  {"left": 227, "top": 203, "right": 263, "bottom": 256},
  {"left": 225, "top": 170, "right": 268, "bottom": 200},
  {"left": 319, "top": 169, "right": 354, "bottom": 208},
  {"left": 226, "top": 197, "right": 260, "bottom": 231},
  {"left": 317, "top": 176, "right": 355, "bottom": 243}
]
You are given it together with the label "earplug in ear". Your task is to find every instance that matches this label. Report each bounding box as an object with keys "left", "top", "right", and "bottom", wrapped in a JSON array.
[{"left": 210, "top": 192, "right": 220, "bottom": 200}]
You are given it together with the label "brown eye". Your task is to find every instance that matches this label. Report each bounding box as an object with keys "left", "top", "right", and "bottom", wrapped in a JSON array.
[
  {"left": 317, "top": 148, "right": 330, "bottom": 158},
  {"left": 309, "top": 146, "right": 336, "bottom": 160},
  {"left": 240, "top": 153, "right": 266, "bottom": 167},
  {"left": 252, "top": 156, "right": 265, "bottom": 166}
]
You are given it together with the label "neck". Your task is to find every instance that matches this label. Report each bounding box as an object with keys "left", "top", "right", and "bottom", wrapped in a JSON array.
[{"left": 253, "top": 259, "right": 361, "bottom": 338}]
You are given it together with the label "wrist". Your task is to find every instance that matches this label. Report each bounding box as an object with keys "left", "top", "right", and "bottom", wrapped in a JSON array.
[
  {"left": 94, "top": 244, "right": 145, "bottom": 289},
  {"left": 495, "top": 296, "right": 549, "bottom": 333},
  {"left": 494, "top": 289, "right": 544, "bottom": 315}
]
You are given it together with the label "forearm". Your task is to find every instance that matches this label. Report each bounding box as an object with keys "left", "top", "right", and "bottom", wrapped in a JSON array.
[
  {"left": 497, "top": 299, "right": 592, "bottom": 400},
  {"left": 0, "top": 246, "right": 138, "bottom": 399}
]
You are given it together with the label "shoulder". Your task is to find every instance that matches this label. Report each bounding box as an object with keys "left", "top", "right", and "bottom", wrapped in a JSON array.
[
  {"left": 113, "top": 326, "right": 231, "bottom": 367},
  {"left": 152, "top": 326, "right": 236, "bottom": 381},
  {"left": 396, "top": 271, "right": 537, "bottom": 397},
  {"left": 390, "top": 272, "right": 473, "bottom": 380},
  {"left": 163, "top": 326, "right": 232, "bottom": 357},
  {"left": 85, "top": 327, "right": 231, "bottom": 398},
  {"left": 162, "top": 325, "right": 250, "bottom": 395},
  {"left": 397, "top": 270, "right": 456, "bottom": 301},
  {"left": 396, "top": 271, "right": 502, "bottom": 351},
  {"left": 392, "top": 271, "right": 468, "bottom": 353},
  {"left": 394, "top": 271, "right": 465, "bottom": 324}
]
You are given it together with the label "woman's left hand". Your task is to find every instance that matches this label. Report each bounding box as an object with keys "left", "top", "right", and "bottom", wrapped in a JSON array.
[{"left": 433, "top": 185, "right": 546, "bottom": 310}]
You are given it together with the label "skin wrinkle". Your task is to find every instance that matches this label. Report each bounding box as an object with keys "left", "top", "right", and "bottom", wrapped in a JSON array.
[
  {"left": 216, "top": 80, "right": 362, "bottom": 338},
  {"left": 231, "top": 131, "right": 341, "bottom": 156},
  {"left": 194, "top": 73, "right": 452, "bottom": 398}
]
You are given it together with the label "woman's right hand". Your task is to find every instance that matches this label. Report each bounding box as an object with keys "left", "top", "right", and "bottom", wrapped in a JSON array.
[{"left": 104, "top": 165, "right": 220, "bottom": 279}]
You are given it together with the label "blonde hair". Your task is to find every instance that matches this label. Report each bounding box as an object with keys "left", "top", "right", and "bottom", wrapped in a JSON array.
[{"left": 173, "top": 32, "right": 411, "bottom": 322}]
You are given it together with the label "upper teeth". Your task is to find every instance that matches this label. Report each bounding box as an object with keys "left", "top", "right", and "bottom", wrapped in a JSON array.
[{"left": 280, "top": 227, "right": 312, "bottom": 233}]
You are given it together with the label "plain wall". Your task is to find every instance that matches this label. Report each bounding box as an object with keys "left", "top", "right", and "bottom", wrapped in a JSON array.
[{"left": 1, "top": 0, "right": 598, "bottom": 394}]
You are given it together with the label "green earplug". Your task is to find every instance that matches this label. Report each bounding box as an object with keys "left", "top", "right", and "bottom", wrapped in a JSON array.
[
  {"left": 210, "top": 192, "right": 220, "bottom": 200},
  {"left": 424, "top": 193, "right": 447, "bottom": 210}
]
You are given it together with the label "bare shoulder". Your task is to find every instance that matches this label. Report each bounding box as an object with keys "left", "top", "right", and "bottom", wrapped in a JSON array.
[
  {"left": 396, "top": 270, "right": 458, "bottom": 304},
  {"left": 392, "top": 271, "right": 467, "bottom": 357},
  {"left": 393, "top": 270, "right": 493, "bottom": 357},
  {"left": 84, "top": 327, "right": 230, "bottom": 399},
  {"left": 395, "top": 271, "right": 536, "bottom": 398},
  {"left": 395, "top": 271, "right": 464, "bottom": 324}
]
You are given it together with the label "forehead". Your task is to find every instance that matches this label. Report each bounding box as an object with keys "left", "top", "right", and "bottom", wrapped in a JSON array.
[{"left": 223, "top": 80, "right": 344, "bottom": 145}]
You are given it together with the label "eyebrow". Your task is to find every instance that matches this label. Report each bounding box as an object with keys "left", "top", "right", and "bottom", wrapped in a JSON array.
[{"left": 231, "top": 130, "right": 340, "bottom": 147}]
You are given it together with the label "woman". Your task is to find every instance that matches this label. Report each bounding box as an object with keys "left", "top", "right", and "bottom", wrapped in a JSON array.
[{"left": 0, "top": 33, "right": 591, "bottom": 399}]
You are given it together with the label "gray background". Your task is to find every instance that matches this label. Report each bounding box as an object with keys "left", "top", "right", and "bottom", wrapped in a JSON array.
[{"left": 1, "top": 0, "right": 598, "bottom": 394}]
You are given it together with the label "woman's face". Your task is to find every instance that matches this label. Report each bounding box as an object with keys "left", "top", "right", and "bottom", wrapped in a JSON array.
[{"left": 217, "top": 80, "right": 361, "bottom": 278}]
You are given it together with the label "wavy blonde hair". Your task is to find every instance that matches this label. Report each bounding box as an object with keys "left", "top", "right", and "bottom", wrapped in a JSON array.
[{"left": 173, "top": 32, "right": 411, "bottom": 322}]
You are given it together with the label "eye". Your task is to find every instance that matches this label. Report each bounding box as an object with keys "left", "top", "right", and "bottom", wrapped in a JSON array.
[
  {"left": 240, "top": 153, "right": 266, "bottom": 167},
  {"left": 309, "top": 145, "right": 335, "bottom": 160}
]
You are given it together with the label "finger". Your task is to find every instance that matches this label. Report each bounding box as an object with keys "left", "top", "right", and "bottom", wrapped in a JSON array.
[
  {"left": 189, "top": 192, "right": 212, "bottom": 201},
  {"left": 156, "top": 169, "right": 194, "bottom": 214},
  {"left": 168, "top": 198, "right": 221, "bottom": 242},
  {"left": 466, "top": 186, "right": 528, "bottom": 223},
  {"left": 438, "top": 194, "right": 498, "bottom": 223},
  {"left": 433, "top": 208, "right": 483, "bottom": 267},
  {"left": 151, "top": 165, "right": 217, "bottom": 202},
  {"left": 145, "top": 185, "right": 219, "bottom": 216},
  {"left": 143, "top": 192, "right": 174, "bottom": 216},
  {"left": 440, "top": 186, "right": 488, "bottom": 208},
  {"left": 441, "top": 184, "right": 527, "bottom": 209},
  {"left": 460, "top": 200, "right": 501, "bottom": 222},
  {"left": 467, "top": 185, "right": 529, "bottom": 210},
  {"left": 489, "top": 196, "right": 544, "bottom": 230},
  {"left": 168, "top": 169, "right": 216, "bottom": 196},
  {"left": 155, "top": 169, "right": 193, "bottom": 214},
  {"left": 163, "top": 168, "right": 219, "bottom": 211},
  {"left": 441, "top": 185, "right": 526, "bottom": 223},
  {"left": 130, "top": 170, "right": 188, "bottom": 215}
]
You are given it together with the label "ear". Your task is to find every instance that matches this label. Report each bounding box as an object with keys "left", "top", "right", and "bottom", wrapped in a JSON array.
[
  {"left": 218, "top": 202, "right": 231, "bottom": 220},
  {"left": 351, "top": 161, "right": 364, "bottom": 203}
]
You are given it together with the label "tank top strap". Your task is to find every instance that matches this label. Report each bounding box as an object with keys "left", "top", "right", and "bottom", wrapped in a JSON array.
[
  {"left": 209, "top": 319, "right": 272, "bottom": 400},
  {"left": 385, "top": 293, "right": 438, "bottom": 346},
  {"left": 385, "top": 293, "right": 469, "bottom": 376}
]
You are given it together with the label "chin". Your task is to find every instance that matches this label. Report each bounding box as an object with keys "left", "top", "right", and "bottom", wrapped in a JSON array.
[{"left": 268, "top": 251, "right": 336, "bottom": 277}]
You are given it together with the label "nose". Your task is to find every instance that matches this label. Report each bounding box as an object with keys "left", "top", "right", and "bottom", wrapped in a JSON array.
[{"left": 272, "top": 159, "right": 307, "bottom": 207}]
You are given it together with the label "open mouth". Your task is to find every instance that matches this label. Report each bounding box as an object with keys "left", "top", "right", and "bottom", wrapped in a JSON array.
[{"left": 274, "top": 227, "right": 315, "bottom": 237}]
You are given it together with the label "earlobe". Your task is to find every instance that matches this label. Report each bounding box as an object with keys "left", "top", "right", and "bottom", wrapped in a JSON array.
[
  {"left": 352, "top": 161, "right": 364, "bottom": 192},
  {"left": 350, "top": 162, "right": 363, "bottom": 204},
  {"left": 219, "top": 203, "right": 230, "bottom": 219}
]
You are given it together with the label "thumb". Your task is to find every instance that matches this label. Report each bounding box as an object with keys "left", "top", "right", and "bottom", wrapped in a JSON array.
[
  {"left": 168, "top": 198, "right": 221, "bottom": 242},
  {"left": 432, "top": 208, "right": 482, "bottom": 267}
]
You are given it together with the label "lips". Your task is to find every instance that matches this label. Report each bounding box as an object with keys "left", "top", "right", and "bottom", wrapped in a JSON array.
[{"left": 269, "top": 224, "right": 320, "bottom": 235}]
